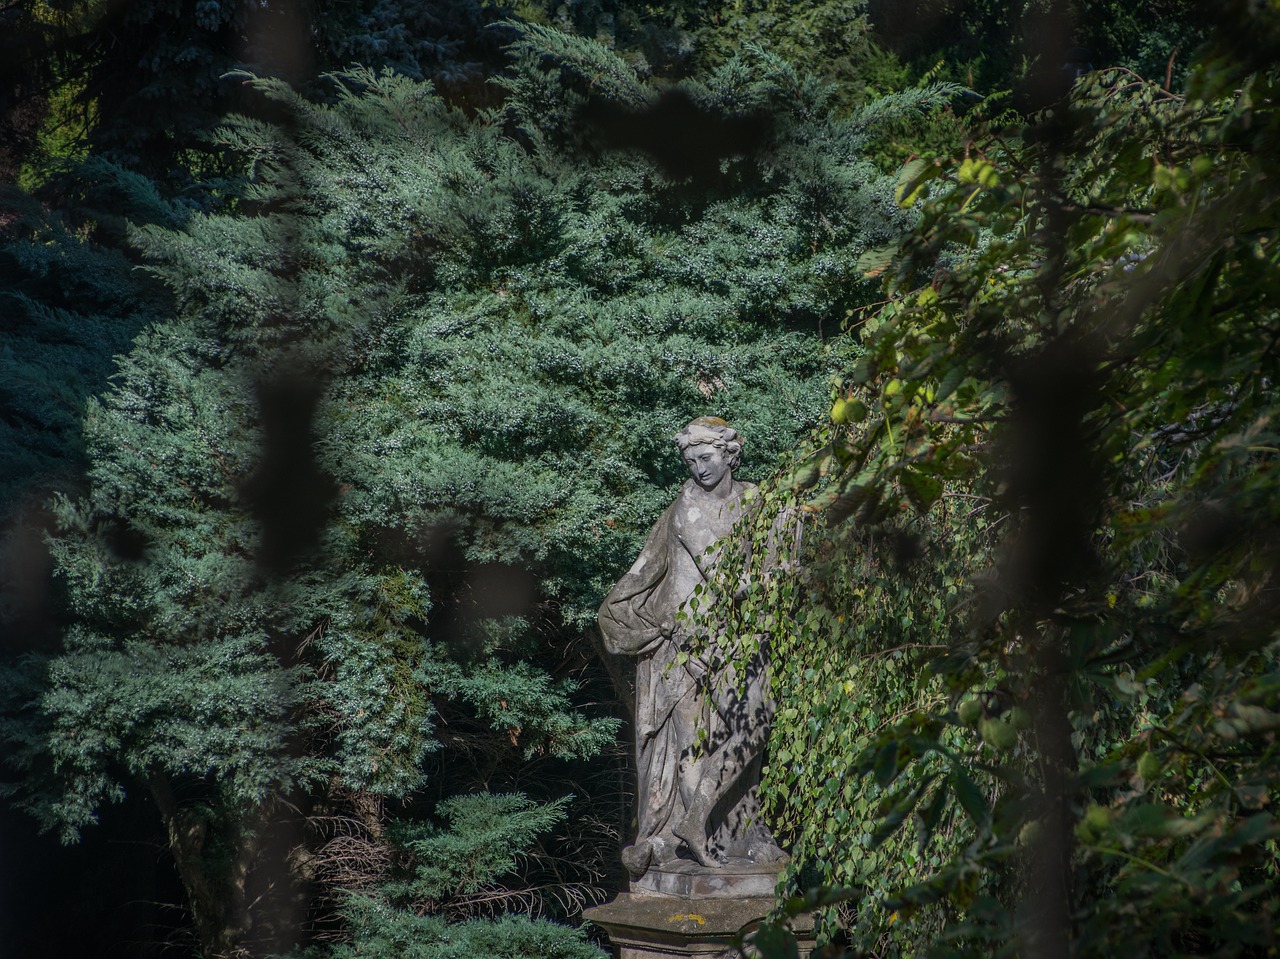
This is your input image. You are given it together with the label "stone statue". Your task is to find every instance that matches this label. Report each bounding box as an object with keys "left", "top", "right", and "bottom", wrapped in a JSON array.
[{"left": 598, "top": 417, "right": 787, "bottom": 881}]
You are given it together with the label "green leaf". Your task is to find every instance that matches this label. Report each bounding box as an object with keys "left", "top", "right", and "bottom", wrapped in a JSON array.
[
  {"left": 900, "top": 469, "right": 943, "bottom": 514},
  {"left": 933, "top": 364, "right": 965, "bottom": 403},
  {"left": 895, "top": 158, "right": 935, "bottom": 208},
  {"left": 748, "top": 922, "right": 801, "bottom": 959},
  {"left": 950, "top": 767, "right": 989, "bottom": 832}
]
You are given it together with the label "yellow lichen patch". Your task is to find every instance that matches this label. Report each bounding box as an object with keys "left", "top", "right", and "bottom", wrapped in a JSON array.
[{"left": 668, "top": 913, "right": 706, "bottom": 925}]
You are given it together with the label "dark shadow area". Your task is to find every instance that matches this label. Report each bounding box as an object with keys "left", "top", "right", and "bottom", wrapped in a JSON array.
[
  {"left": 579, "top": 89, "right": 774, "bottom": 185},
  {"left": 0, "top": 792, "right": 185, "bottom": 959}
]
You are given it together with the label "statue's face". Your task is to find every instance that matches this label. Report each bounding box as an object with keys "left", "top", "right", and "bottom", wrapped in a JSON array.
[{"left": 682, "top": 443, "right": 732, "bottom": 491}]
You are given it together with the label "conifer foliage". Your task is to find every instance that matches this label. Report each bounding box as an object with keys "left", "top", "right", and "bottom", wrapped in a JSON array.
[{"left": 1, "top": 24, "right": 922, "bottom": 957}]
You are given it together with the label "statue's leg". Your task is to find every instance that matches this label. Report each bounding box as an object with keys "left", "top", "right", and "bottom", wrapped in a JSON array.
[
  {"left": 672, "top": 655, "right": 773, "bottom": 864},
  {"left": 627, "top": 658, "right": 694, "bottom": 877}
]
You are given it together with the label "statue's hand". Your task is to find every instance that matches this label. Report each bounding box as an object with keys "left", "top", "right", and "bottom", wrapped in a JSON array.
[{"left": 659, "top": 616, "right": 676, "bottom": 638}]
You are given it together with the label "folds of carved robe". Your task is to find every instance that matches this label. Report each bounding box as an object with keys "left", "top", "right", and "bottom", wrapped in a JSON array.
[{"left": 598, "top": 500, "right": 697, "bottom": 864}]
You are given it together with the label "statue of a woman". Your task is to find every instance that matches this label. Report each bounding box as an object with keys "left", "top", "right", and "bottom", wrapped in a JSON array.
[{"left": 598, "top": 417, "right": 786, "bottom": 878}]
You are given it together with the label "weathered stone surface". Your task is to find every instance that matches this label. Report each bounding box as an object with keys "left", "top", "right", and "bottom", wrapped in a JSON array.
[
  {"left": 632, "top": 859, "right": 782, "bottom": 899},
  {"left": 583, "top": 893, "right": 815, "bottom": 959},
  {"left": 598, "top": 417, "right": 786, "bottom": 878}
]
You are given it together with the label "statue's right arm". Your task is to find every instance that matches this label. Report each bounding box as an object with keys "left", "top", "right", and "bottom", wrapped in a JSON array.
[
  {"left": 598, "top": 565, "right": 668, "bottom": 656},
  {"left": 601, "top": 622, "right": 665, "bottom": 657},
  {"left": 597, "top": 500, "right": 679, "bottom": 656}
]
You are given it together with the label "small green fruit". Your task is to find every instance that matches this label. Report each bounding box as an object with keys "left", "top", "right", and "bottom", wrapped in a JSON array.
[
  {"left": 957, "top": 698, "right": 983, "bottom": 726},
  {"left": 980, "top": 717, "right": 1017, "bottom": 751},
  {"left": 846, "top": 400, "right": 868, "bottom": 422},
  {"left": 1007, "top": 706, "right": 1032, "bottom": 731},
  {"left": 831, "top": 399, "right": 850, "bottom": 424},
  {"left": 1083, "top": 803, "right": 1110, "bottom": 832},
  {"left": 1017, "top": 820, "right": 1043, "bottom": 847}
]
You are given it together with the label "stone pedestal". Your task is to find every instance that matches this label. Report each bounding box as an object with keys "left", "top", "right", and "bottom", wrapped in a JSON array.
[
  {"left": 632, "top": 860, "right": 783, "bottom": 899},
  {"left": 583, "top": 862, "right": 814, "bottom": 959}
]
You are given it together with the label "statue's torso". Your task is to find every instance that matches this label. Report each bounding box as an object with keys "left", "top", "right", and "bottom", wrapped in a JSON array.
[{"left": 658, "top": 479, "right": 752, "bottom": 626}]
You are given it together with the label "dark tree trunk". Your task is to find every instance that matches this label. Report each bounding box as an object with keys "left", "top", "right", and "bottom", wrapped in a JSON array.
[{"left": 149, "top": 776, "right": 266, "bottom": 959}]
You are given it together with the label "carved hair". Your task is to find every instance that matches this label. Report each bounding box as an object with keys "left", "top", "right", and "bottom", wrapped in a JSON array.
[{"left": 675, "top": 416, "right": 744, "bottom": 470}]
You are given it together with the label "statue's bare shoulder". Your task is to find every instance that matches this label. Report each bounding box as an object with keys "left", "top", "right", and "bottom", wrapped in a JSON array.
[{"left": 672, "top": 480, "right": 753, "bottom": 557}]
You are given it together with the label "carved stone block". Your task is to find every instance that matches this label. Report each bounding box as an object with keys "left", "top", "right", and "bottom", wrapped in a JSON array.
[{"left": 583, "top": 889, "right": 815, "bottom": 959}]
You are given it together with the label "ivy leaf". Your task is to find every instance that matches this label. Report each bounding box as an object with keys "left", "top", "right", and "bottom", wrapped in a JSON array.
[
  {"left": 900, "top": 469, "right": 943, "bottom": 515},
  {"left": 747, "top": 923, "right": 801, "bottom": 959}
]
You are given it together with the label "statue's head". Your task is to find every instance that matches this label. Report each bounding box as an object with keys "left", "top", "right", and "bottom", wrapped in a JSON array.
[{"left": 675, "top": 417, "right": 743, "bottom": 490}]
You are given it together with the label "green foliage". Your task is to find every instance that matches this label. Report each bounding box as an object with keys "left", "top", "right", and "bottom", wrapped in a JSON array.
[
  {"left": 739, "top": 7, "right": 1280, "bottom": 956},
  {"left": 520, "top": 0, "right": 882, "bottom": 110},
  {"left": 5, "top": 2, "right": 1244, "bottom": 954},
  {"left": 867, "top": 0, "right": 1215, "bottom": 97},
  {"left": 290, "top": 793, "right": 607, "bottom": 958},
  {"left": 2, "top": 0, "right": 510, "bottom": 184},
  {"left": 383, "top": 794, "right": 571, "bottom": 900},
  {"left": 3, "top": 22, "right": 920, "bottom": 956},
  {"left": 689, "top": 0, "right": 877, "bottom": 106},
  {"left": 709, "top": 460, "right": 1001, "bottom": 950},
  {"left": 0, "top": 172, "right": 169, "bottom": 511},
  {"left": 295, "top": 906, "right": 605, "bottom": 959}
]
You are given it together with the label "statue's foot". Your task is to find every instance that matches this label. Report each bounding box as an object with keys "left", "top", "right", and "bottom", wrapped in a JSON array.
[
  {"left": 672, "top": 795, "right": 724, "bottom": 867},
  {"left": 621, "top": 842, "right": 654, "bottom": 879},
  {"left": 675, "top": 836, "right": 720, "bottom": 868}
]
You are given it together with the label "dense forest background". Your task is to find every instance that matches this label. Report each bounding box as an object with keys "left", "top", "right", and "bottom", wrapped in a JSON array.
[{"left": 1, "top": 2, "right": 1276, "bottom": 958}]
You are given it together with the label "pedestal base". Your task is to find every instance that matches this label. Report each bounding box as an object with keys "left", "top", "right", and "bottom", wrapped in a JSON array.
[
  {"left": 583, "top": 890, "right": 815, "bottom": 959},
  {"left": 632, "top": 858, "right": 782, "bottom": 899}
]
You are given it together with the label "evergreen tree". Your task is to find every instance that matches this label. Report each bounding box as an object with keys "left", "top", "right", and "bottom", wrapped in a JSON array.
[
  {"left": 0, "top": 0, "right": 510, "bottom": 186},
  {"left": 2, "top": 24, "right": 941, "bottom": 957},
  {"left": 519, "top": 0, "right": 879, "bottom": 107}
]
